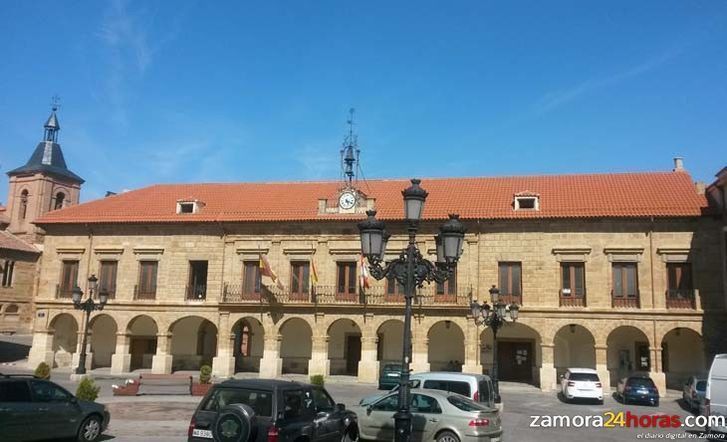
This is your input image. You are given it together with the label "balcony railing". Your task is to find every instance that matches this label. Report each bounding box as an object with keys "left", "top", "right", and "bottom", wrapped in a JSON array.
[
  {"left": 666, "top": 289, "right": 696, "bottom": 309},
  {"left": 222, "top": 283, "right": 472, "bottom": 307},
  {"left": 560, "top": 294, "right": 586, "bottom": 307},
  {"left": 612, "top": 291, "right": 640, "bottom": 308},
  {"left": 186, "top": 284, "right": 207, "bottom": 300},
  {"left": 134, "top": 284, "right": 157, "bottom": 300}
]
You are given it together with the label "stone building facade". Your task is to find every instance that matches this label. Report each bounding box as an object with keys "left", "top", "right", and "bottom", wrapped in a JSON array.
[{"left": 24, "top": 166, "right": 727, "bottom": 395}]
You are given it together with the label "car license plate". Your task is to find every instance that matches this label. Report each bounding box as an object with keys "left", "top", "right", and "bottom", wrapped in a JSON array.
[
  {"left": 387, "top": 373, "right": 399, "bottom": 377},
  {"left": 192, "top": 429, "right": 213, "bottom": 439}
]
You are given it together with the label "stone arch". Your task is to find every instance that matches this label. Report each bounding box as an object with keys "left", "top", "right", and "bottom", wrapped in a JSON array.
[
  {"left": 428, "top": 320, "right": 465, "bottom": 372},
  {"left": 606, "top": 325, "right": 651, "bottom": 387},
  {"left": 280, "top": 317, "right": 312, "bottom": 374},
  {"left": 661, "top": 327, "right": 706, "bottom": 389},
  {"left": 89, "top": 314, "right": 117, "bottom": 369},
  {"left": 169, "top": 316, "right": 218, "bottom": 371},
  {"left": 18, "top": 188, "right": 29, "bottom": 220},
  {"left": 53, "top": 191, "right": 66, "bottom": 210},
  {"left": 554, "top": 324, "right": 596, "bottom": 379},
  {"left": 2, "top": 304, "right": 20, "bottom": 323},
  {"left": 377, "top": 319, "right": 404, "bottom": 366},
  {"left": 481, "top": 322, "right": 541, "bottom": 386},
  {"left": 127, "top": 315, "right": 159, "bottom": 370},
  {"left": 327, "top": 318, "right": 362, "bottom": 376},
  {"left": 49, "top": 313, "right": 78, "bottom": 368},
  {"left": 232, "top": 316, "right": 264, "bottom": 373}
]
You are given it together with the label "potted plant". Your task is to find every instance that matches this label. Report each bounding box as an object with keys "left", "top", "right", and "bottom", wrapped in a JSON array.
[{"left": 192, "top": 365, "right": 213, "bottom": 396}]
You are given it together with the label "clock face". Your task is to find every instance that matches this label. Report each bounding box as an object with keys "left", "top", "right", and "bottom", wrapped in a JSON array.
[{"left": 339, "top": 191, "right": 357, "bottom": 210}]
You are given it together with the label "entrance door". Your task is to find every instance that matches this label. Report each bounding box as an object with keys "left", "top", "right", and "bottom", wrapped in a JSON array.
[
  {"left": 497, "top": 341, "right": 533, "bottom": 383},
  {"left": 345, "top": 335, "right": 362, "bottom": 376},
  {"left": 636, "top": 342, "right": 651, "bottom": 371},
  {"left": 130, "top": 337, "right": 156, "bottom": 370}
]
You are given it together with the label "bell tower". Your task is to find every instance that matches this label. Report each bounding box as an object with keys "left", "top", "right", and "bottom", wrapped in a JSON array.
[{"left": 5, "top": 101, "right": 84, "bottom": 242}]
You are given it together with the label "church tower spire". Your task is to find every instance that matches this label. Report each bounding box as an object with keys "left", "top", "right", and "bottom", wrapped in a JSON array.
[{"left": 5, "top": 100, "right": 83, "bottom": 241}]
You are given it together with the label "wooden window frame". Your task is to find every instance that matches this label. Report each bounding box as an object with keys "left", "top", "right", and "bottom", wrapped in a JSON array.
[
  {"left": 336, "top": 261, "right": 357, "bottom": 300},
  {"left": 137, "top": 261, "right": 158, "bottom": 298},
  {"left": 242, "top": 261, "right": 262, "bottom": 299},
  {"left": 498, "top": 262, "right": 522, "bottom": 303},
  {"left": 98, "top": 260, "right": 118, "bottom": 298},
  {"left": 289, "top": 261, "right": 310, "bottom": 300},
  {"left": 59, "top": 260, "right": 79, "bottom": 298},
  {"left": 385, "top": 274, "right": 405, "bottom": 302},
  {"left": 611, "top": 262, "right": 638, "bottom": 298},
  {"left": 1, "top": 260, "right": 15, "bottom": 288},
  {"left": 435, "top": 266, "right": 457, "bottom": 301}
]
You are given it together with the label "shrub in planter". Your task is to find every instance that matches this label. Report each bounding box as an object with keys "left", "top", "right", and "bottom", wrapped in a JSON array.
[
  {"left": 34, "top": 362, "right": 51, "bottom": 380},
  {"left": 310, "top": 374, "right": 325, "bottom": 387},
  {"left": 199, "top": 365, "right": 212, "bottom": 384},
  {"left": 76, "top": 377, "right": 100, "bottom": 402}
]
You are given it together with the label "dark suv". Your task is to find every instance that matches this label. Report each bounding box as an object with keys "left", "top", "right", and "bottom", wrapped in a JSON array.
[
  {"left": 0, "top": 374, "right": 110, "bottom": 442},
  {"left": 188, "top": 379, "right": 358, "bottom": 442}
]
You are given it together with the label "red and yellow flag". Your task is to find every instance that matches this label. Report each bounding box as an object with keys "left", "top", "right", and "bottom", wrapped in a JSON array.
[{"left": 259, "top": 254, "right": 284, "bottom": 290}]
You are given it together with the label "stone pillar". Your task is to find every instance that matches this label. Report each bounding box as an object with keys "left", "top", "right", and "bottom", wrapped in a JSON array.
[
  {"left": 649, "top": 346, "right": 666, "bottom": 397},
  {"left": 411, "top": 325, "right": 430, "bottom": 373},
  {"left": 259, "top": 334, "right": 283, "bottom": 378},
  {"left": 595, "top": 345, "right": 610, "bottom": 391},
  {"left": 308, "top": 334, "right": 330, "bottom": 377},
  {"left": 462, "top": 323, "right": 482, "bottom": 374},
  {"left": 151, "top": 333, "right": 173, "bottom": 374},
  {"left": 71, "top": 330, "right": 93, "bottom": 372},
  {"left": 539, "top": 343, "right": 557, "bottom": 392},
  {"left": 110, "top": 333, "right": 132, "bottom": 375},
  {"left": 27, "top": 330, "right": 55, "bottom": 368},
  {"left": 358, "top": 336, "right": 379, "bottom": 383},
  {"left": 212, "top": 313, "right": 235, "bottom": 378}
]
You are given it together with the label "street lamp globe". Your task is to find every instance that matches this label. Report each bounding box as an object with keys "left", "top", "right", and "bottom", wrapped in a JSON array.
[
  {"left": 358, "top": 210, "right": 385, "bottom": 260},
  {"left": 402, "top": 179, "right": 428, "bottom": 222},
  {"left": 439, "top": 214, "right": 465, "bottom": 262},
  {"left": 87, "top": 274, "right": 98, "bottom": 293},
  {"left": 434, "top": 234, "right": 445, "bottom": 264},
  {"left": 99, "top": 289, "right": 109, "bottom": 307},
  {"left": 469, "top": 300, "right": 482, "bottom": 320},
  {"left": 488, "top": 285, "right": 500, "bottom": 304},
  {"left": 509, "top": 304, "right": 520, "bottom": 321},
  {"left": 71, "top": 286, "right": 83, "bottom": 305},
  {"left": 380, "top": 231, "right": 391, "bottom": 262}
]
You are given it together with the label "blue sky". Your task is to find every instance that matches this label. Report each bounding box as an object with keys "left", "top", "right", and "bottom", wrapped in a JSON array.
[{"left": 1, "top": 1, "right": 726, "bottom": 202}]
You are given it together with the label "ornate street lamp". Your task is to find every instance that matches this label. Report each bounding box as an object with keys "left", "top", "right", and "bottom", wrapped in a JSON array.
[
  {"left": 469, "top": 285, "right": 519, "bottom": 402},
  {"left": 72, "top": 274, "right": 108, "bottom": 375},
  {"left": 358, "top": 179, "right": 465, "bottom": 442}
]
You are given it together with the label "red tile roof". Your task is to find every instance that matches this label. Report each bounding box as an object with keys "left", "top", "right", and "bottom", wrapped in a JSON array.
[
  {"left": 34, "top": 171, "right": 709, "bottom": 225},
  {"left": 0, "top": 230, "right": 39, "bottom": 253}
]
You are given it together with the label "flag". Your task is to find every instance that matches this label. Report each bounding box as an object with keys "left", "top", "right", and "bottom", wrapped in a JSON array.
[
  {"left": 310, "top": 260, "right": 319, "bottom": 287},
  {"left": 260, "top": 254, "right": 284, "bottom": 290},
  {"left": 359, "top": 255, "right": 371, "bottom": 290}
]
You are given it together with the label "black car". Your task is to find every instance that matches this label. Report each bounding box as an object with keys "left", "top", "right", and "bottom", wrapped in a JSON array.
[
  {"left": 188, "top": 378, "right": 358, "bottom": 442},
  {"left": 0, "top": 374, "right": 110, "bottom": 442},
  {"left": 617, "top": 375, "right": 660, "bottom": 406},
  {"left": 378, "top": 364, "right": 402, "bottom": 390}
]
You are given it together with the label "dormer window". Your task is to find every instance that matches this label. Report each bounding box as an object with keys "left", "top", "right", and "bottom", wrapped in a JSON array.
[
  {"left": 176, "top": 199, "right": 204, "bottom": 214},
  {"left": 514, "top": 192, "right": 539, "bottom": 211}
]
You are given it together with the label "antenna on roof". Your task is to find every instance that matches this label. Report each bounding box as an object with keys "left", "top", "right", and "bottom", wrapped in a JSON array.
[{"left": 50, "top": 95, "right": 61, "bottom": 112}]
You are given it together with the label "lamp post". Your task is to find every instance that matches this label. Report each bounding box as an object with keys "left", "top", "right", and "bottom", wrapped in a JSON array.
[
  {"left": 469, "top": 285, "right": 519, "bottom": 403},
  {"left": 71, "top": 275, "right": 108, "bottom": 375},
  {"left": 358, "top": 179, "right": 465, "bottom": 442}
]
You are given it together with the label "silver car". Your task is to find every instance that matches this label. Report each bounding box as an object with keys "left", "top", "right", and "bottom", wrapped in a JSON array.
[
  {"left": 353, "top": 389, "right": 503, "bottom": 442},
  {"left": 682, "top": 376, "right": 706, "bottom": 412}
]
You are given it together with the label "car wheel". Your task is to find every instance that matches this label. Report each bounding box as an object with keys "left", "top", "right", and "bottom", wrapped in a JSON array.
[
  {"left": 654, "top": 400, "right": 659, "bottom": 407},
  {"left": 436, "top": 430, "right": 460, "bottom": 442},
  {"left": 77, "top": 415, "right": 102, "bottom": 442},
  {"left": 214, "top": 403, "right": 255, "bottom": 442}
]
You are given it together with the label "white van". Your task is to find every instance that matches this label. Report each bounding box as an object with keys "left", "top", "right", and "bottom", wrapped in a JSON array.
[
  {"left": 360, "top": 372, "right": 495, "bottom": 408},
  {"left": 704, "top": 354, "right": 727, "bottom": 434}
]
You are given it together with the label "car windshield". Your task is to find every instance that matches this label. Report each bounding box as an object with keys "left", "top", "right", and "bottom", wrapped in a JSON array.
[
  {"left": 569, "top": 373, "right": 599, "bottom": 382},
  {"left": 629, "top": 378, "right": 656, "bottom": 388},
  {"left": 447, "top": 395, "right": 490, "bottom": 412},
  {"left": 202, "top": 388, "right": 273, "bottom": 416},
  {"left": 696, "top": 381, "right": 707, "bottom": 391}
]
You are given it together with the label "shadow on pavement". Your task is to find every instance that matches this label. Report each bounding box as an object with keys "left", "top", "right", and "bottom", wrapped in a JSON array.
[{"left": 0, "top": 339, "right": 30, "bottom": 363}]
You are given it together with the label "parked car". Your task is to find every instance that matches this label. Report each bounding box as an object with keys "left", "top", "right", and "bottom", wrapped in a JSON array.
[
  {"left": 0, "top": 373, "right": 110, "bottom": 442},
  {"left": 187, "top": 378, "right": 358, "bottom": 442},
  {"left": 361, "top": 372, "right": 495, "bottom": 408},
  {"left": 682, "top": 376, "right": 707, "bottom": 412},
  {"left": 379, "top": 363, "right": 402, "bottom": 390},
  {"left": 560, "top": 368, "right": 603, "bottom": 404},
  {"left": 616, "top": 375, "right": 659, "bottom": 406},
  {"left": 354, "top": 389, "right": 502, "bottom": 442},
  {"left": 704, "top": 354, "right": 727, "bottom": 434}
]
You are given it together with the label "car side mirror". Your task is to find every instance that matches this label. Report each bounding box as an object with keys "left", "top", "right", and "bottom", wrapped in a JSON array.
[
  {"left": 335, "top": 403, "right": 345, "bottom": 412},
  {"left": 366, "top": 405, "right": 373, "bottom": 415}
]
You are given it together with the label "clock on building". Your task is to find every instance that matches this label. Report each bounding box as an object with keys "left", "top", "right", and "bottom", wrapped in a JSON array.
[{"left": 338, "top": 191, "right": 357, "bottom": 210}]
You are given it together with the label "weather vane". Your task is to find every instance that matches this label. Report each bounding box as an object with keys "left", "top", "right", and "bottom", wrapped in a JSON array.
[{"left": 50, "top": 95, "right": 61, "bottom": 112}]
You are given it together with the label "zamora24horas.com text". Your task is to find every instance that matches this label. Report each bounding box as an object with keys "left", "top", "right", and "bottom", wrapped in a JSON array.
[{"left": 530, "top": 412, "right": 726, "bottom": 430}]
